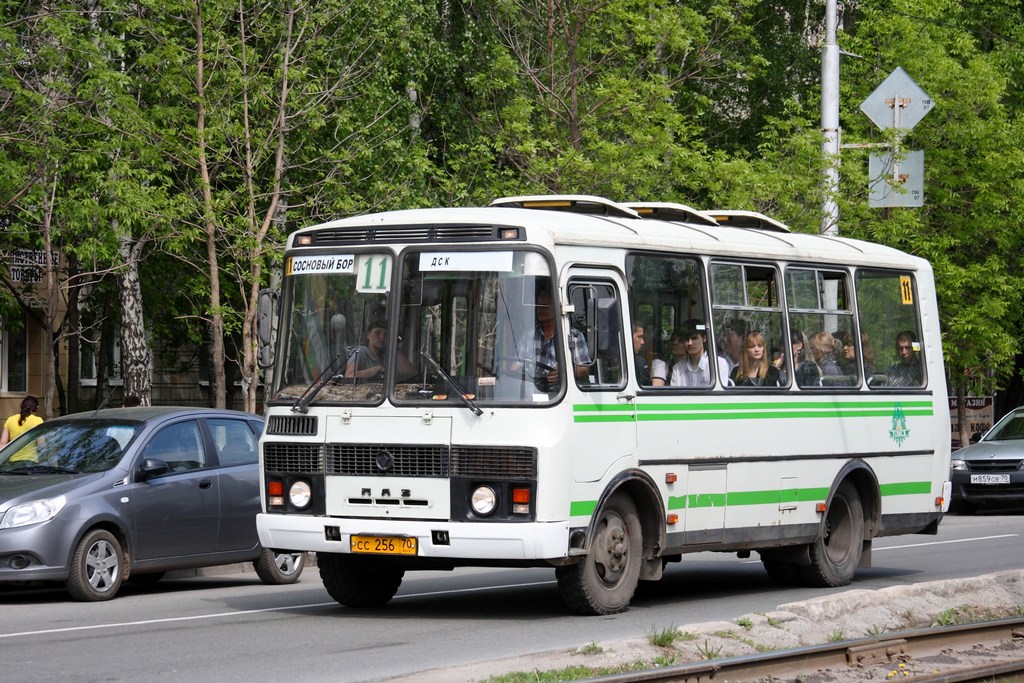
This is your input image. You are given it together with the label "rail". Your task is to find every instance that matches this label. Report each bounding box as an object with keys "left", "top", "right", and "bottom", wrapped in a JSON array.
[{"left": 579, "top": 617, "right": 1024, "bottom": 683}]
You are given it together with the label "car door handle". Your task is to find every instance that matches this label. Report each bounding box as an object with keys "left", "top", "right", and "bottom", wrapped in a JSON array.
[{"left": 198, "top": 479, "right": 213, "bottom": 489}]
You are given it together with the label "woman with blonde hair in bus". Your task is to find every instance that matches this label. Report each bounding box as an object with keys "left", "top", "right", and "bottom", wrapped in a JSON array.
[{"left": 730, "top": 331, "right": 780, "bottom": 387}]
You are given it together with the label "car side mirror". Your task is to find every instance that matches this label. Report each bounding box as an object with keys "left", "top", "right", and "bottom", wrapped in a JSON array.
[{"left": 138, "top": 458, "right": 169, "bottom": 481}]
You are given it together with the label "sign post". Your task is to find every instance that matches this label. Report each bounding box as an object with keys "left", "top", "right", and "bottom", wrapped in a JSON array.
[{"left": 859, "top": 68, "right": 934, "bottom": 208}]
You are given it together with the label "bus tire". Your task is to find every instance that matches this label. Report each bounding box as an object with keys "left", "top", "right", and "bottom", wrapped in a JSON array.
[
  {"left": 798, "top": 481, "right": 864, "bottom": 587},
  {"left": 556, "top": 494, "right": 642, "bottom": 615},
  {"left": 318, "top": 552, "right": 404, "bottom": 608}
]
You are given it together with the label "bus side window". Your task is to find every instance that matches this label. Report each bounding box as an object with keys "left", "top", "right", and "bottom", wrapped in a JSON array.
[
  {"left": 855, "top": 270, "right": 925, "bottom": 389},
  {"left": 568, "top": 281, "right": 625, "bottom": 389}
]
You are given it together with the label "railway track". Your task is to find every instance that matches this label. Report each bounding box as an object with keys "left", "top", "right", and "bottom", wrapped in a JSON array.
[{"left": 579, "top": 617, "right": 1024, "bottom": 683}]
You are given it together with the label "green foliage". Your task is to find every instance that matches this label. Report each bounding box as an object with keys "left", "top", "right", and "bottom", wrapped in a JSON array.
[{"left": 4, "top": 0, "right": 1024, "bottom": 409}]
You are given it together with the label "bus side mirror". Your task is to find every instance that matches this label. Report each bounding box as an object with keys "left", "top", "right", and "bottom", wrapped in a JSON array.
[{"left": 258, "top": 289, "right": 278, "bottom": 368}]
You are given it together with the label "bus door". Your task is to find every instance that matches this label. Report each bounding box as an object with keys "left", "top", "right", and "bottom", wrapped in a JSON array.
[{"left": 567, "top": 275, "right": 636, "bottom": 483}]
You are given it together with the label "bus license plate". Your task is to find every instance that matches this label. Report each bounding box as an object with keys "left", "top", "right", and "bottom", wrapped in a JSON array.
[
  {"left": 970, "top": 474, "right": 1010, "bottom": 485},
  {"left": 351, "top": 535, "right": 417, "bottom": 556}
]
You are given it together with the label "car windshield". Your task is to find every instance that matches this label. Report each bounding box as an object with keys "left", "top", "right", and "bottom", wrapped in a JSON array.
[
  {"left": 0, "top": 420, "right": 141, "bottom": 474},
  {"left": 984, "top": 411, "right": 1024, "bottom": 441}
]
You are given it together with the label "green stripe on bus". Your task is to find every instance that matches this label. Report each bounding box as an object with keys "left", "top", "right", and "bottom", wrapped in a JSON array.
[
  {"left": 587, "top": 482, "right": 928, "bottom": 516},
  {"left": 880, "top": 481, "right": 932, "bottom": 496},
  {"left": 572, "top": 399, "right": 933, "bottom": 423},
  {"left": 570, "top": 500, "right": 598, "bottom": 516}
]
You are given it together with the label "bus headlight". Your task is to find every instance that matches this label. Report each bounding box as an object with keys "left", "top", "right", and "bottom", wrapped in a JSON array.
[
  {"left": 950, "top": 459, "right": 967, "bottom": 471},
  {"left": 471, "top": 486, "right": 497, "bottom": 516},
  {"left": 289, "top": 480, "right": 312, "bottom": 508}
]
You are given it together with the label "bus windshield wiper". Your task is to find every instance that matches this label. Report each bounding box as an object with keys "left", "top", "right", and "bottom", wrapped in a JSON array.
[
  {"left": 420, "top": 351, "right": 483, "bottom": 416},
  {"left": 292, "top": 348, "right": 349, "bottom": 414}
]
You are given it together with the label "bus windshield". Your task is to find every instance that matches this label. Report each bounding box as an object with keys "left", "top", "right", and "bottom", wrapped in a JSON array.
[{"left": 269, "top": 248, "right": 561, "bottom": 406}]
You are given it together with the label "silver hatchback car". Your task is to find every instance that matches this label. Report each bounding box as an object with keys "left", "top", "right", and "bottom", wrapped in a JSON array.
[
  {"left": 0, "top": 406, "right": 304, "bottom": 600},
  {"left": 949, "top": 406, "right": 1024, "bottom": 514}
]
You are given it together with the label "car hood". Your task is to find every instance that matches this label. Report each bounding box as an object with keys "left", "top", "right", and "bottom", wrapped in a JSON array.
[
  {"left": 954, "top": 440, "right": 1024, "bottom": 462},
  {"left": 0, "top": 471, "right": 109, "bottom": 509}
]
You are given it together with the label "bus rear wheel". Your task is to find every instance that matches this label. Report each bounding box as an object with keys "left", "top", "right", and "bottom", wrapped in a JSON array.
[
  {"left": 318, "top": 553, "right": 404, "bottom": 607},
  {"left": 556, "top": 494, "right": 642, "bottom": 615},
  {"left": 798, "top": 481, "right": 864, "bottom": 587}
]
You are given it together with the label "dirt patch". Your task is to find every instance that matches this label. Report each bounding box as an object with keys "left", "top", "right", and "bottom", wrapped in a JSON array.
[{"left": 382, "top": 569, "right": 1024, "bottom": 682}]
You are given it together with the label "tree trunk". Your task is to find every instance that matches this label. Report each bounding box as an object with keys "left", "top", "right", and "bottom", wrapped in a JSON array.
[{"left": 117, "top": 229, "right": 152, "bottom": 406}]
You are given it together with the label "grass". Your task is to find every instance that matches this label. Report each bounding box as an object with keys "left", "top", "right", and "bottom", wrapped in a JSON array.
[
  {"left": 483, "top": 662, "right": 651, "bottom": 682},
  {"left": 828, "top": 627, "right": 846, "bottom": 643},
  {"left": 574, "top": 641, "right": 602, "bottom": 655},
  {"left": 736, "top": 616, "right": 754, "bottom": 630},
  {"left": 645, "top": 624, "right": 681, "bottom": 648}
]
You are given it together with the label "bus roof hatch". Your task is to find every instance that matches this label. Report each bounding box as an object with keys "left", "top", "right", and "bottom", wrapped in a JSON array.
[
  {"left": 705, "top": 210, "right": 792, "bottom": 233},
  {"left": 490, "top": 195, "right": 640, "bottom": 219},
  {"left": 622, "top": 202, "right": 718, "bottom": 227}
]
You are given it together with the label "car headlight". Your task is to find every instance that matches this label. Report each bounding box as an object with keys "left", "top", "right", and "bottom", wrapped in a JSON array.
[
  {"left": 0, "top": 495, "right": 67, "bottom": 529},
  {"left": 288, "top": 480, "right": 312, "bottom": 508},
  {"left": 471, "top": 486, "right": 497, "bottom": 516},
  {"left": 950, "top": 459, "right": 967, "bottom": 471}
]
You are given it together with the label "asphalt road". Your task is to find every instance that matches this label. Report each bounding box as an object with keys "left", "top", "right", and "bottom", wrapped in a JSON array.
[{"left": 2, "top": 513, "right": 1022, "bottom": 682}]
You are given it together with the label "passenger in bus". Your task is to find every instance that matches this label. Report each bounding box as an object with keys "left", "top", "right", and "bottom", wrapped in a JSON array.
[
  {"left": 885, "top": 330, "right": 922, "bottom": 387},
  {"left": 650, "top": 330, "right": 685, "bottom": 386},
  {"left": 807, "top": 332, "right": 843, "bottom": 384},
  {"left": 632, "top": 323, "right": 652, "bottom": 386},
  {"left": 838, "top": 330, "right": 875, "bottom": 380},
  {"left": 343, "top": 319, "right": 416, "bottom": 380},
  {"left": 519, "top": 289, "right": 591, "bottom": 390},
  {"left": 719, "top": 317, "right": 747, "bottom": 377},
  {"left": 730, "top": 330, "right": 781, "bottom": 387},
  {"left": 776, "top": 330, "right": 807, "bottom": 385},
  {"left": 666, "top": 319, "right": 730, "bottom": 387}
]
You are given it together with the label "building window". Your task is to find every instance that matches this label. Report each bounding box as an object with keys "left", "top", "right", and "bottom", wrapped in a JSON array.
[
  {"left": 2, "top": 318, "right": 28, "bottom": 393},
  {"left": 80, "top": 329, "right": 122, "bottom": 387}
]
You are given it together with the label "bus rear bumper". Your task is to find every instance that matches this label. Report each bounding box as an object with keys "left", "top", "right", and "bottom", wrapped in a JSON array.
[{"left": 257, "top": 513, "right": 571, "bottom": 561}]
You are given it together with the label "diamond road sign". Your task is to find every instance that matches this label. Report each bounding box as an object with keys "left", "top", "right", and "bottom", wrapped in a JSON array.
[{"left": 860, "top": 67, "right": 934, "bottom": 131}]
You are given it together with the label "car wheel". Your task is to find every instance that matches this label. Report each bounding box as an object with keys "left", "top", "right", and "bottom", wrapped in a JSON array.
[
  {"left": 66, "top": 529, "right": 125, "bottom": 602},
  {"left": 254, "top": 548, "right": 306, "bottom": 584}
]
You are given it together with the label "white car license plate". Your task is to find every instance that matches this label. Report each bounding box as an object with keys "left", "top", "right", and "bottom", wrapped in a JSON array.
[{"left": 970, "top": 474, "right": 1010, "bottom": 485}]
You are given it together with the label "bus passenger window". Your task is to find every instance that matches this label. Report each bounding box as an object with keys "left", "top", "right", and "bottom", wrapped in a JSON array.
[
  {"left": 625, "top": 254, "right": 707, "bottom": 389},
  {"left": 855, "top": 270, "right": 925, "bottom": 389},
  {"left": 710, "top": 262, "right": 784, "bottom": 388},
  {"left": 785, "top": 268, "right": 858, "bottom": 389}
]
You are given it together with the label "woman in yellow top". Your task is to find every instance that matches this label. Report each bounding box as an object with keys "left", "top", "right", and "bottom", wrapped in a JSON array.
[{"left": 0, "top": 395, "right": 43, "bottom": 451}]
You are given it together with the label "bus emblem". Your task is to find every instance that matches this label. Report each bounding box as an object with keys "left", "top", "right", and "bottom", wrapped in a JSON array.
[
  {"left": 375, "top": 449, "right": 395, "bottom": 473},
  {"left": 889, "top": 403, "right": 910, "bottom": 446}
]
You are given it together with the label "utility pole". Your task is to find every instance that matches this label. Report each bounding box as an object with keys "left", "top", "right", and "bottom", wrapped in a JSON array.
[{"left": 821, "top": 0, "right": 840, "bottom": 236}]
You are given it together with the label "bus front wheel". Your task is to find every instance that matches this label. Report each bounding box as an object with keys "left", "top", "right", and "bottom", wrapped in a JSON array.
[
  {"left": 556, "top": 494, "right": 642, "bottom": 615},
  {"left": 318, "top": 553, "right": 404, "bottom": 607},
  {"left": 798, "top": 481, "right": 864, "bottom": 587}
]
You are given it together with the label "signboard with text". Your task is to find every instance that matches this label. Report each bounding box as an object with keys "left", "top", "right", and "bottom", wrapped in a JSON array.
[
  {"left": 948, "top": 396, "right": 994, "bottom": 447},
  {"left": 5, "top": 249, "right": 60, "bottom": 284}
]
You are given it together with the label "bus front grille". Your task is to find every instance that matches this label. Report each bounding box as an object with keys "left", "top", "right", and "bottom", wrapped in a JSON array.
[
  {"left": 266, "top": 415, "right": 318, "bottom": 436},
  {"left": 452, "top": 446, "right": 537, "bottom": 479},
  {"left": 264, "top": 443, "right": 324, "bottom": 473},
  {"left": 327, "top": 444, "right": 450, "bottom": 477},
  {"left": 322, "top": 444, "right": 538, "bottom": 479}
]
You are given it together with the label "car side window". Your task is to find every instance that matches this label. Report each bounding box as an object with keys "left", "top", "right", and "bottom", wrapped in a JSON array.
[
  {"left": 141, "top": 420, "right": 207, "bottom": 472},
  {"left": 208, "top": 418, "right": 258, "bottom": 466}
]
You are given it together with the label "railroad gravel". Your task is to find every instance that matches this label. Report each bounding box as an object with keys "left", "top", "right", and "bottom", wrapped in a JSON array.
[{"left": 381, "top": 568, "right": 1024, "bottom": 682}]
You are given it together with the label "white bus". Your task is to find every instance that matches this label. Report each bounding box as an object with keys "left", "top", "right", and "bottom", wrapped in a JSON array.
[{"left": 256, "top": 195, "right": 951, "bottom": 615}]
